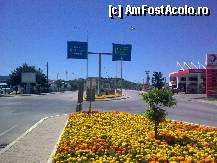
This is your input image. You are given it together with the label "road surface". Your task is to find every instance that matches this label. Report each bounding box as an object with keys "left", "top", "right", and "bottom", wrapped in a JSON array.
[{"left": 0, "top": 90, "right": 217, "bottom": 151}]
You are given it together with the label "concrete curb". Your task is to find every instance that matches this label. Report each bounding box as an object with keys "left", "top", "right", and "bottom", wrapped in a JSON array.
[
  {"left": 47, "top": 115, "right": 69, "bottom": 163},
  {"left": 0, "top": 114, "right": 68, "bottom": 155},
  {"left": 94, "top": 96, "right": 130, "bottom": 101},
  {"left": 0, "top": 116, "right": 49, "bottom": 155},
  {"left": 170, "top": 119, "right": 217, "bottom": 129}
]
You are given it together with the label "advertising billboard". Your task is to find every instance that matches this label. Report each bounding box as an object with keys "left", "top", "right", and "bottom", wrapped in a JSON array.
[
  {"left": 21, "top": 73, "right": 36, "bottom": 83},
  {"left": 67, "top": 41, "right": 88, "bottom": 59},
  {"left": 112, "top": 43, "right": 132, "bottom": 61}
]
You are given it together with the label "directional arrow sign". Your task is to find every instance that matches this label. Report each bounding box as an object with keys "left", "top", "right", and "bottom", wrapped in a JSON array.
[
  {"left": 67, "top": 41, "right": 88, "bottom": 59},
  {"left": 112, "top": 43, "right": 132, "bottom": 61}
]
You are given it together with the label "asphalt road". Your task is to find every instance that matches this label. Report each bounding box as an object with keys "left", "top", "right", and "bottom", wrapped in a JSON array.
[
  {"left": 0, "top": 90, "right": 217, "bottom": 150},
  {"left": 0, "top": 91, "right": 78, "bottom": 149},
  {"left": 86, "top": 90, "right": 217, "bottom": 127}
]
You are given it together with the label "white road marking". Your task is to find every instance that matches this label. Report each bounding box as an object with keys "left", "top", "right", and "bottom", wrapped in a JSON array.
[
  {"left": 0, "top": 117, "right": 48, "bottom": 155},
  {"left": 0, "top": 125, "right": 17, "bottom": 137},
  {"left": 0, "top": 113, "right": 68, "bottom": 155}
]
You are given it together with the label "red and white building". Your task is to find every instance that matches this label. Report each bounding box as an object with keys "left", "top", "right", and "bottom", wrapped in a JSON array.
[
  {"left": 169, "top": 54, "right": 217, "bottom": 96},
  {"left": 169, "top": 69, "right": 206, "bottom": 94}
]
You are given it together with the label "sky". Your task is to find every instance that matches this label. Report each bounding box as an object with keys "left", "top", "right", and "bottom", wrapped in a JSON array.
[{"left": 0, "top": 0, "right": 217, "bottom": 83}]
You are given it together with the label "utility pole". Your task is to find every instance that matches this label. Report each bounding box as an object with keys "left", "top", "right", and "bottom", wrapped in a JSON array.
[
  {"left": 46, "top": 62, "right": 49, "bottom": 92},
  {"left": 65, "top": 71, "right": 68, "bottom": 81},
  {"left": 46, "top": 62, "right": 49, "bottom": 85},
  {"left": 145, "top": 71, "right": 150, "bottom": 85},
  {"left": 57, "top": 73, "right": 59, "bottom": 80}
]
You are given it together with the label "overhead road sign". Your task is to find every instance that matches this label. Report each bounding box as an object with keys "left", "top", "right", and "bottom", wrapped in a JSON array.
[
  {"left": 112, "top": 43, "right": 132, "bottom": 61},
  {"left": 67, "top": 41, "right": 88, "bottom": 59}
]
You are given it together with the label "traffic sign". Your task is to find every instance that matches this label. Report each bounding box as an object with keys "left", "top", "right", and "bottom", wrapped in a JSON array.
[
  {"left": 67, "top": 41, "right": 88, "bottom": 59},
  {"left": 112, "top": 43, "right": 132, "bottom": 61}
]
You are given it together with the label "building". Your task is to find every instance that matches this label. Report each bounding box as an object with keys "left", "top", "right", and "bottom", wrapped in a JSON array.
[
  {"left": 0, "top": 76, "right": 10, "bottom": 87},
  {"left": 169, "top": 54, "right": 217, "bottom": 96},
  {"left": 0, "top": 76, "right": 10, "bottom": 94},
  {"left": 0, "top": 76, "right": 10, "bottom": 83},
  {"left": 169, "top": 69, "right": 206, "bottom": 94}
]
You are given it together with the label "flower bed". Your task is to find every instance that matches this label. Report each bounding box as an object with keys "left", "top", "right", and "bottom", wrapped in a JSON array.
[
  {"left": 84, "top": 94, "right": 122, "bottom": 100},
  {"left": 53, "top": 112, "right": 217, "bottom": 162}
]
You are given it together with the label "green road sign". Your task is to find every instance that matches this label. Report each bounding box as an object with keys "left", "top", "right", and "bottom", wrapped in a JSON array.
[{"left": 112, "top": 43, "right": 132, "bottom": 61}]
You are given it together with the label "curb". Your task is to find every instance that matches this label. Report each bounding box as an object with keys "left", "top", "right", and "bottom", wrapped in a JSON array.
[
  {"left": 170, "top": 119, "right": 217, "bottom": 129},
  {"left": 0, "top": 116, "right": 49, "bottom": 155},
  {"left": 0, "top": 114, "right": 68, "bottom": 155},
  {"left": 47, "top": 115, "right": 69, "bottom": 163},
  {"left": 94, "top": 96, "right": 130, "bottom": 101}
]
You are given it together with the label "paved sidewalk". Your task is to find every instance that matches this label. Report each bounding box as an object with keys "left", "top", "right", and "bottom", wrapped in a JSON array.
[
  {"left": 174, "top": 94, "right": 217, "bottom": 106},
  {"left": 0, "top": 115, "right": 67, "bottom": 163}
]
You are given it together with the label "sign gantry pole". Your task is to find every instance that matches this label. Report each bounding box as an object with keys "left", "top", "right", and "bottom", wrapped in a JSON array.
[
  {"left": 115, "top": 61, "right": 117, "bottom": 96},
  {"left": 67, "top": 41, "right": 88, "bottom": 112},
  {"left": 86, "top": 30, "right": 89, "bottom": 79},
  {"left": 120, "top": 58, "right": 123, "bottom": 96},
  {"left": 112, "top": 43, "right": 132, "bottom": 96},
  {"left": 98, "top": 53, "right": 102, "bottom": 95},
  {"left": 88, "top": 52, "right": 112, "bottom": 96}
]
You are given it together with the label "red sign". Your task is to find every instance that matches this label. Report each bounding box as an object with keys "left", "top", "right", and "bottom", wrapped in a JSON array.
[
  {"left": 189, "top": 69, "right": 205, "bottom": 73},
  {"left": 206, "top": 54, "right": 217, "bottom": 66},
  {"left": 170, "top": 69, "right": 205, "bottom": 77},
  {"left": 206, "top": 67, "right": 217, "bottom": 96}
]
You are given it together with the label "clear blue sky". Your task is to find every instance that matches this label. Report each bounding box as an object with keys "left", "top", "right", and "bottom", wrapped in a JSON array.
[{"left": 1, "top": 0, "right": 217, "bottom": 83}]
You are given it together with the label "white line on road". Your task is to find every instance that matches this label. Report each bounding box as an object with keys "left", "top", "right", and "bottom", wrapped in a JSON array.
[
  {"left": 0, "top": 117, "right": 48, "bottom": 155},
  {"left": 0, "top": 125, "right": 17, "bottom": 137}
]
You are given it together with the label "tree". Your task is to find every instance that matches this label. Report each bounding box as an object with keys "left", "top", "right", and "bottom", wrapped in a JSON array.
[
  {"left": 143, "top": 88, "right": 176, "bottom": 139},
  {"left": 152, "top": 72, "right": 165, "bottom": 89},
  {"left": 9, "top": 63, "right": 47, "bottom": 86},
  {"left": 68, "top": 80, "right": 79, "bottom": 91},
  {"left": 55, "top": 80, "right": 63, "bottom": 92}
]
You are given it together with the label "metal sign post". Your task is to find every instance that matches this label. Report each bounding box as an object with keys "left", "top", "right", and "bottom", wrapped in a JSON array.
[
  {"left": 66, "top": 41, "right": 132, "bottom": 98},
  {"left": 112, "top": 43, "right": 132, "bottom": 96},
  {"left": 88, "top": 52, "right": 112, "bottom": 96},
  {"left": 98, "top": 53, "right": 102, "bottom": 95},
  {"left": 89, "top": 81, "right": 92, "bottom": 112},
  {"left": 76, "top": 81, "right": 84, "bottom": 112},
  {"left": 120, "top": 58, "right": 123, "bottom": 95}
]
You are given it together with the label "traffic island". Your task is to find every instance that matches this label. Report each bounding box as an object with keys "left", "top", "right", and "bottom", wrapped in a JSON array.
[
  {"left": 51, "top": 111, "right": 217, "bottom": 162},
  {"left": 84, "top": 94, "right": 128, "bottom": 101}
]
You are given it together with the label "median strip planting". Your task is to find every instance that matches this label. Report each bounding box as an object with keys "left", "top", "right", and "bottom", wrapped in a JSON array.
[{"left": 53, "top": 111, "right": 217, "bottom": 162}]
